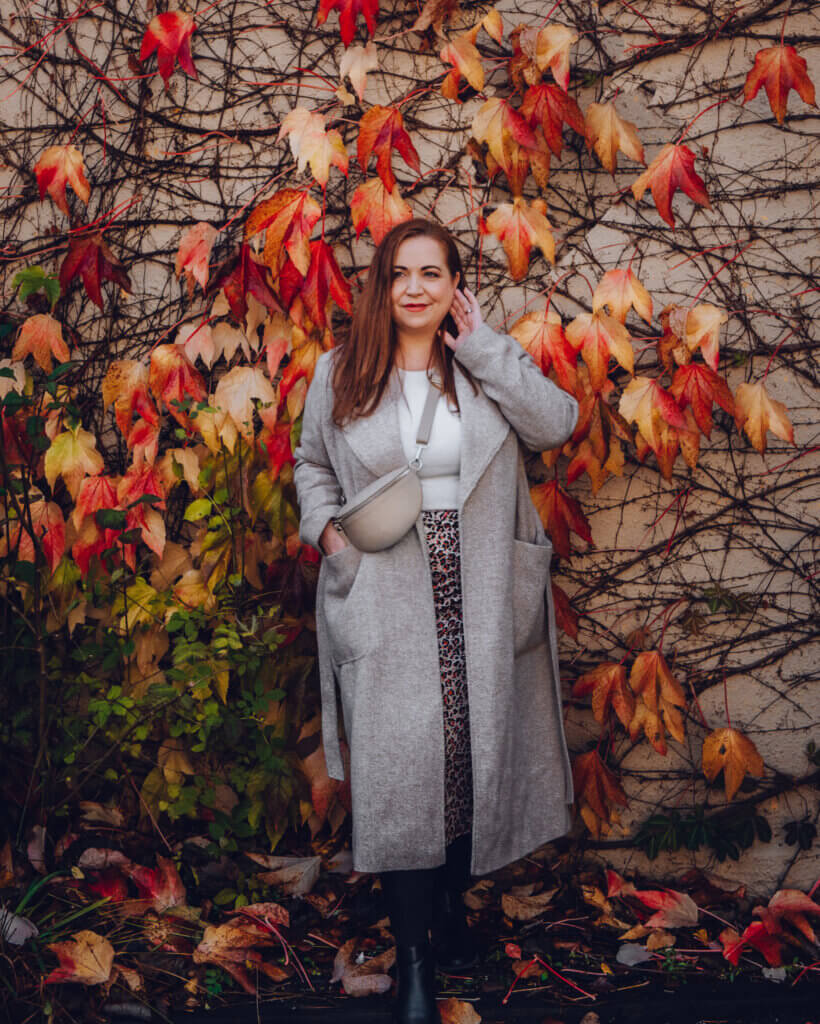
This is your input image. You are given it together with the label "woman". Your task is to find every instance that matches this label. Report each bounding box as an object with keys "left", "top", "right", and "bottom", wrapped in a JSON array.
[{"left": 293, "top": 218, "right": 578, "bottom": 1023}]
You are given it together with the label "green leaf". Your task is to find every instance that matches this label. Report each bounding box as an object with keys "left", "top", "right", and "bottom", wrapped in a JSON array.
[
  {"left": 184, "top": 498, "right": 212, "bottom": 522},
  {"left": 13, "top": 266, "right": 61, "bottom": 309}
]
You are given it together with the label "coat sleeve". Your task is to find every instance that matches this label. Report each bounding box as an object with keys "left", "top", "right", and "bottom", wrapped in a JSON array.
[
  {"left": 292, "top": 354, "right": 344, "bottom": 551},
  {"left": 452, "top": 321, "right": 579, "bottom": 451}
]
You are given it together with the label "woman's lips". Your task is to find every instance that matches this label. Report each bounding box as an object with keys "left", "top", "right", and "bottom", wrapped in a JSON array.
[{"left": 403, "top": 304, "right": 428, "bottom": 310}]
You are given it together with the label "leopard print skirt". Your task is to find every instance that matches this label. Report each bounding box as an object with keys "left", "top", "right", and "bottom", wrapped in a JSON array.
[{"left": 421, "top": 509, "right": 474, "bottom": 845}]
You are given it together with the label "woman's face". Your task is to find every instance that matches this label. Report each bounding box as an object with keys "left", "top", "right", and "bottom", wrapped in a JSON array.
[{"left": 390, "top": 235, "right": 460, "bottom": 338}]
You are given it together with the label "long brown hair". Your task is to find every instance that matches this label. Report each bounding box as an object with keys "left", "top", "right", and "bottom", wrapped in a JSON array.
[{"left": 330, "top": 218, "right": 479, "bottom": 427}]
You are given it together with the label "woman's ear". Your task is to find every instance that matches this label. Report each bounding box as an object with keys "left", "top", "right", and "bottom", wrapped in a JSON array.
[{"left": 453, "top": 270, "right": 461, "bottom": 291}]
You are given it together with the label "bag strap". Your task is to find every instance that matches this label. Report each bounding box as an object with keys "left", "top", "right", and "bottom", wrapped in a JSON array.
[{"left": 409, "top": 378, "right": 441, "bottom": 469}]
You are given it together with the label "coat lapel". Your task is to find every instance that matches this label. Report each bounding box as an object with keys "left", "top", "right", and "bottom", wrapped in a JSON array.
[{"left": 338, "top": 361, "right": 511, "bottom": 510}]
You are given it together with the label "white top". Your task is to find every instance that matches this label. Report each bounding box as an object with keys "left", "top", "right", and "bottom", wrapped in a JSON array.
[{"left": 396, "top": 368, "right": 462, "bottom": 509}]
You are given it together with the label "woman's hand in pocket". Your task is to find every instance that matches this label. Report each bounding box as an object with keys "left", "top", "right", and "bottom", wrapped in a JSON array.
[{"left": 320, "top": 519, "right": 350, "bottom": 556}]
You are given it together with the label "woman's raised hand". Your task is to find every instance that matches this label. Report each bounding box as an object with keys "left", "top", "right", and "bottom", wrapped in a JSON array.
[{"left": 443, "top": 287, "right": 484, "bottom": 352}]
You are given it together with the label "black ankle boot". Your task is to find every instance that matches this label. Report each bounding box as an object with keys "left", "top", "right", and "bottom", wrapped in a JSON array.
[
  {"left": 431, "top": 886, "right": 479, "bottom": 971},
  {"left": 393, "top": 935, "right": 439, "bottom": 1023}
]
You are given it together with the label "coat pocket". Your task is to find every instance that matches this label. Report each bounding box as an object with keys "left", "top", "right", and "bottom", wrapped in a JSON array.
[
  {"left": 322, "top": 542, "right": 369, "bottom": 665},
  {"left": 512, "top": 537, "right": 552, "bottom": 656}
]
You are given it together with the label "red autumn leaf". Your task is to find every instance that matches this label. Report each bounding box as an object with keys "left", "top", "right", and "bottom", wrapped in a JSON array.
[
  {"left": 631, "top": 143, "right": 711, "bottom": 230},
  {"left": 520, "top": 83, "right": 585, "bottom": 157},
  {"left": 30, "top": 499, "right": 66, "bottom": 572},
  {"left": 175, "top": 222, "right": 216, "bottom": 297},
  {"left": 618, "top": 376, "right": 687, "bottom": 454},
  {"left": 551, "top": 581, "right": 578, "bottom": 640},
  {"left": 565, "top": 310, "right": 634, "bottom": 393},
  {"left": 530, "top": 479, "right": 593, "bottom": 559},
  {"left": 211, "top": 244, "right": 282, "bottom": 324},
  {"left": 350, "top": 177, "right": 413, "bottom": 244},
  {"left": 285, "top": 239, "right": 353, "bottom": 329},
  {"left": 123, "top": 855, "right": 186, "bottom": 913},
  {"left": 630, "top": 888, "right": 699, "bottom": 929},
  {"left": 483, "top": 197, "right": 555, "bottom": 280},
  {"left": 258, "top": 409, "right": 296, "bottom": 480},
  {"left": 734, "top": 380, "right": 795, "bottom": 453},
  {"left": 357, "top": 106, "right": 420, "bottom": 192},
  {"left": 86, "top": 869, "right": 129, "bottom": 903},
  {"left": 245, "top": 189, "right": 322, "bottom": 278},
  {"left": 12, "top": 314, "right": 71, "bottom": 373},
  {"left": 33, "top": 144, "right": 91, "bottom": 216},
  {"left": 73, "top": 474, "right": 119, "bottom": 530},
  {"left": 510, "top": 306, "right": 577, "bottom": 392},
  {"left": 139, "top": 11, "right": 197, "bottom": 85},
  {"left": 102, "top": 360, "right": 159, "bottom": 438},
  {"left": 317, "top": 0, "right": 379, "bottom": 47},
  {"left": 571, "top": 662, "right": 634, "bottom": 729},
  {"left": 669, "top": 363, "right": 734, "bottom": 438},
  {"left": 148, "top": 343, "right": 207, "bottom": 431},
  {"left": 743, "top": 44, "right": 817, "bottom": 125},
  {"left": 754, "top": 889, "right": 820, "bottom": 945},
  {"left": 472, "top": 97, "right": 538, "bottom": 181},
  {"left": 720, "top": 921, "right": 783, "bottom": 967},
  {"left": 59, "top": 232, "right": 131, "bottom": 311}
]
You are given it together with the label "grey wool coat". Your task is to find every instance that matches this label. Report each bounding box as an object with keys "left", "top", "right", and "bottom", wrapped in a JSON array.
[{"left": 293, "top": 321, "right": 579, "bottom": 876}]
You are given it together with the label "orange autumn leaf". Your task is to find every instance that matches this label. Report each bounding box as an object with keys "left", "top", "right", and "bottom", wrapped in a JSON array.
[
  {"left": 350, "top": 177, "right": 412, "bottom": 244},
  {"left": 551, "top": 581, "right": 578, "bottom": 640},
  {"left": 46, "top": 930, "right": 115, "bottom": 986},
  {"left": 572, "top": 662, "right": 634, "bottom": 729},
  {"left": 440, "top": 24, "right": 484, "bottom": 99},
  {"left": 631, "top": 143, "right": 711, "bottom": 230},
  {"left": 702, "top": 727, "right": 764, "bottom": 801},
  {"left": 529, "top": 479, "right": 592, "bottom": 558},
  {"left": 565, "top": 310, "right": 634, "bottom": 393},
  {"left": 483, "top": 198, "right": 554, "bottom": 280},
  {"left": 753, "top": 889, "right": 820, "bottom": 946},
  {"left": 317, "top": 0, "right": 378, "bottom": 47},
  {"left": 212, "top": 244, "right": 282, "bottom": 324},
  {"left": 593, "top": 269, "right": 652, "bottom": 325},
  {"left": 278, "top": 108, "right": 349, "bottom": 188},
  {"left": 628, "top": 650, "right": 687, "bottom": 753},
  {"left": 24, "top": 499, "right": 66, "bottom": 572},
  {"left": 566, "top": 435, "right": 624, "bottom": 494},
  {"left": 33, "top": 144, "right": 91, "bottom": 216},
  {"left": 102, "top": 359, "right": 159, "bottom": 437},
  {"left": 520, "top": 82, "right": 585, "bottom": 157},
  {"left": 356, "top": 106, "right": 420, "bottom": 192},
  {"left": 12, "top": 314, "right": 70, "bottom": 373},
  {"left": 734, "top": 380, "right": 794, "bottom": 453},
  {"left": 681, "top": 302, "right": 727, "bottom": 370},
  {"left": 44, "top": 425, "right": 104, "bottom": 501},
  {"left": 472, "top": 97, "right": 537, "bottom": 180},
  {"left": 510, "top": 305, "right": 577, "bottom": 391},
  {"left": 139, "top": 11, "right": 197, "bottom": 85},
  {"left": 584, "top": 101, "right": 645, "bottom": 174},
  {"left": 631, "top": 888, "right": 699, "bottom": 929},
  {"left": 175, "top": 222, "right": 216, "bottom": 297},
  {"left": 245, "top": 189, "right": 322, "bottom": 278},
  {"left": 743, "top": 44, "right": 817, "bottom": 125},
  {"left": 618, "top": 375, "right": 687, "bottom": 455},
  {"left": 213, "top": 366, "right": 277, "bottom": 445},
  {"left": 284, "top": 238, "right": 353, "bottom": 330},
  {"left": 669, "top": 363, "right": 734, "bottom": 438},
  {"left": 572, "top": 750, "right": 628, "bottom": 837},
  {"left": 532, "top": 23, "right": 578, "bottom": 91},
  {"left": 148, "top": 344, "right": 208, "bottom": 432}
]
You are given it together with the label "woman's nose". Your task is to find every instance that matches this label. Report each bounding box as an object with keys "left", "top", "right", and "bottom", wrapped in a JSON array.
[{"left": 406, "top": 273, "right": 423, "bottom": 294}]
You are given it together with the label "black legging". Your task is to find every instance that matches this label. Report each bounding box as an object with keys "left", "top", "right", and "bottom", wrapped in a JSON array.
[{"left": 380, "top": 832, "right": 472, "bottom": 947}]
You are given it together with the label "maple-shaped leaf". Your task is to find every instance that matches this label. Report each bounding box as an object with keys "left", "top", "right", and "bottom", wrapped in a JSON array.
[
  {"left": 743, "top": 44, "right": 817, "bottom": 125},
  {"left": 12, "top": 314, "right": 71, "bottom": 373},
  {"left": 483, "top": 197, "right": 554, "bottom": 280},
  {"left": 669, "top": 363, "right": 734, "bottom": 437},
  {"left": 411, "top": 0, "right": 460, "bottom": 34},
  {"left": 530, "top": 479, "right": 592, "bottom": 558},
  {"left": 753, "top": 889, "right": 820, "bottom": 946},
  {"left": 357, "top": 105, "right": 420, "bottom": 192},
  {"left": 350, "top": 177, "right": 412, "bottom": 244},
  {"left": 551, "top": 581, "right": 578, "bottom": 640},
  {"left": 33, "top": 144, "right": 91, "bottom": 216},
  {"left": 102, "top": 359, "right": 158, "bottom": 437},
  {"left": 213, "top": 366, "right": 277, "bottom": 445},
  {"left": 572, "top": 662, "right": 634, "bottom": 729},
  {"left": 720, "top": 921, "right": 783, "bottom": 967},
  {"left": 281, "top": 239, "right": 353, "bottom": 330},
  {"left": 139, "top": 11, "right": 197, "bottom": 85},
  {"left": 680, "top": 302, "right": 727, "bottom": 370},
  {"left": 211, "top": 244, "right": 282, "bottom": 324},
  {"left": 631, "top": 143, "right": 711, "bottom": 229},
  {"left": 533, "top": 23, "right": 578, "bottom": 91},
  {"left": 584, "top": 102, "right": 644, "bottom": 174},
  {"left": 46, "top": 930, "right": 114, "bottom": 986},
  {"left": 472, "top": 97, "right": 537, "bottom": 179},
  {"left": 618, "top": 376, "right": 687, "bottom": 454},
  {"left": 278, "top": 108, "right": 349, "bottom": 188},
  {"left": 440, "top": 25, "right": 484, "bottom": 100},
  {"left": 175, "top": 222, "right": 216, "bottom": 298},
  {"left": 73, "top": 473, "right": 119, "bottom": 531},
  {"left": 520, "top": 83, "right": 584, "bottom": 157},
  {"left": 317, "top": 0, "right": 379, "bottom": 47},
  {"left": 148, "top": 343, "right": 207, "bottom": 432},
  {"left": 510, "top": 306, "right": 577, "bottom": 391},
  {"left": 245, "top": 189, "right": 322, "bottom": 278},
  {"left": 59, "top": 232, "right": 131, "bottom": 311},
  {"left": 631, "top": 888, "right": 699, "bottom": 929},
  {"left": 339, "top": 42, "right": 378, "bottom": 102},
  {"left": 702, "top": 726, "right": 764, "bottom": 801},
  {"left": 628, "top": 650, "right": 687, "bottom": 754},
  {"left": 566, "top": 310, "right": 634, "bottom": 392},
  {"left": 258, "top": 411, "right": 296, "bottom": 481},
  {"left": 572, "top": 750, "right": 628, "bottom": 838},
  {"left": 592, "top": 269, "right": 652, "bottom": 325},
  {"left": 124, "top": 855, "right": 186, "bottom": 913},
  {"left": 27, "top": 499, "right": 66, "bottom": 572},
  {"left": 734, "top": 380, "right": 795, "bottom": 453},
  {"left": 566, "top": 435, "right": 625, "bottom": 494},
  {"left": 44, "top": 424, "right": 104, "bottom": 501}
]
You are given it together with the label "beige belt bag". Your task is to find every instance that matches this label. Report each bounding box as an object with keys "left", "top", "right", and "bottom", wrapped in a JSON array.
[{"left": 331, "top": 376, "right": 441, "bottom": 552}]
